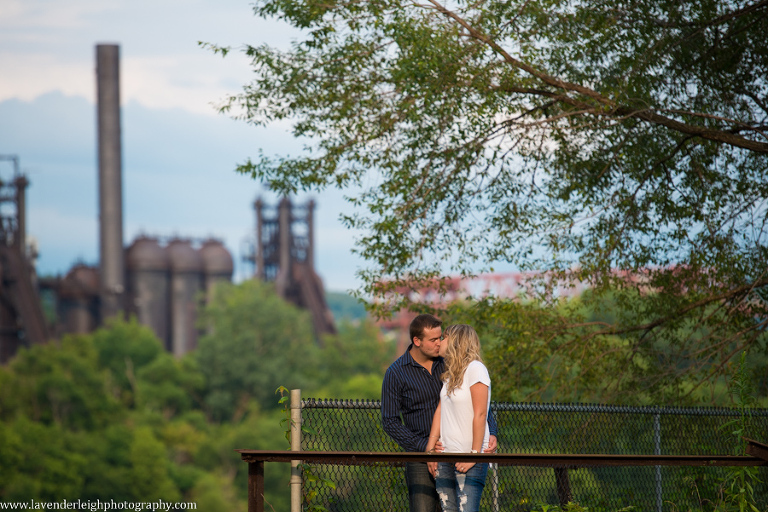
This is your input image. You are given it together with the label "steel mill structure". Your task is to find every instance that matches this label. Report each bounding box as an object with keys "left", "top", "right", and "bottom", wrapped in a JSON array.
[
  {"left": 0, "top": 155, "right": 50, "bottom": 363},
  {"left": 0, "top": 43, "right": 342, "bottom": 364},
  {"left": 0, "top": 45, "right": 237, "bottom": 363},
  {"left": 246, "top": 196, "right": 337, "bottom": 337},
  {"left": 36, "top": 44, "right": 236, "bottom": 358},
  {"left": 47, "top": 237, "right": 233, "bottom": 356}
]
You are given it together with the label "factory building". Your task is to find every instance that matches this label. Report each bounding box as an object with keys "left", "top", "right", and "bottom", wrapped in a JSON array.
[
  {"left": 52, "top": 236, "right": 233, "bottom": 356},
  {"left": 42, "top": 45, "right": 235, "bottom": 358},
  {"left": 0, "top": 43, "right": 330, "bottom": 363}
]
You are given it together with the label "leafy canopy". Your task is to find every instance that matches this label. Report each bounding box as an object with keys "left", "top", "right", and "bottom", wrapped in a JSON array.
[{"left": 207, "top": 0, "right": 768, "bottom": 401}]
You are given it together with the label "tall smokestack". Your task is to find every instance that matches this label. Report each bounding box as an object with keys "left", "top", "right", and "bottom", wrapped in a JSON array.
[{"left": 96, "top": 44, "right": 125, "bottom": 319}]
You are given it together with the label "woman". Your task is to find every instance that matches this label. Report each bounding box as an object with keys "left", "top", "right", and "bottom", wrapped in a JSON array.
[{"left": 425, "top": 324, "right": 491, "bottom": 512}]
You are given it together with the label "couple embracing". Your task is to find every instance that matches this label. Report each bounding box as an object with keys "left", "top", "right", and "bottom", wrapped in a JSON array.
[{"left": 382, "top": 314, "right": 497, "bottom": 512}]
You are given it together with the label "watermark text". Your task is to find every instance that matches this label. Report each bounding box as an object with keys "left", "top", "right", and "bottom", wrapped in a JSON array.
[{"left": 0, "top": 499, "right": 197, "bottom": 511}]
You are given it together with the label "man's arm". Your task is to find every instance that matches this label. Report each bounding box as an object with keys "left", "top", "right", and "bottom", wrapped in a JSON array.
[
  {"left": 381, "top": 368, "right": 428, "bottom": 452},
  {"left": 485, "top": 404, "right": 498, "bottom": 452}
]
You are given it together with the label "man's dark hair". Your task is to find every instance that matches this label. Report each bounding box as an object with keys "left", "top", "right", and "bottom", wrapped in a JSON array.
[{"left": 409, "top": 314, "right": 442, "bottom": 344}]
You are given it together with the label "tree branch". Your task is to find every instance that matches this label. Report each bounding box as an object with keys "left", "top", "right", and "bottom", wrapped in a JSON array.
[{"left": 426, "top": 0, "right": 768, "bottom": 153}]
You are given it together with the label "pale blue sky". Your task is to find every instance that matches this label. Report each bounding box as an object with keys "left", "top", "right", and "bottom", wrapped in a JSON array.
[{"left": 0, "top": 0, "right": 364, "bottom": 291}]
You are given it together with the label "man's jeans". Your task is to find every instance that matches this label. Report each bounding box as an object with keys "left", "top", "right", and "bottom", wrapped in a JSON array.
[
  {"left": 405, "top": 462, "right": 441, "bottom": 512},
  {"left": 435, "top": 462, "right": 488, "bottom": 512}
]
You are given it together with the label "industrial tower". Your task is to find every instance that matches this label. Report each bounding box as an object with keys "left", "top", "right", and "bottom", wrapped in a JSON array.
[
  {"left": 249, "top": 197, "right": 336, "bottom": 337},
  {"left": 0, "top": 155, "right": 50, "bottom": 362}
]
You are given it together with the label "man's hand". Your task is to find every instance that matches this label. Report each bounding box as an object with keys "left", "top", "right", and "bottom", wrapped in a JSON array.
[
  {"left": 426, "top": 440, "right": 443, "bottom": 476},
  {"left": 484, "top": 435, "right": 497, "bottom": 453}
]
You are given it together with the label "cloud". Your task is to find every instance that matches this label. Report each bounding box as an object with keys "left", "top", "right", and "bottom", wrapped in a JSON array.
[
  {"left": 0, "top": 0, "right": 116, "bottom": 34},
  {"left": 0, "top": 53, "right": 94, "bottom": 103},
  {"left": 0, "top": 0, "right": 300, "bottom": 113},
  {"left": 0, "top": 48, "right": 253, "bottom": 116},
  {"left": 122, "top": 53, "right": 253, "bottom": 115}
]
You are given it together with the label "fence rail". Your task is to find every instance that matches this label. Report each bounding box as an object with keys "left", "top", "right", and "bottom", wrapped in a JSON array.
[{"left": 237, "top": 443, "right": 768, "bottom": 512}]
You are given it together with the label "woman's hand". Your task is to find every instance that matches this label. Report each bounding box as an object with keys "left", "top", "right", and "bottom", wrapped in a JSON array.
[{"left": 455, "top": 462, "right": 475, "bottom": 473}]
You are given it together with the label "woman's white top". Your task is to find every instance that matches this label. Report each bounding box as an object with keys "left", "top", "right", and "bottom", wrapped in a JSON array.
[{"left": 439, "top": 360, "right": 491, "bottom": 453}]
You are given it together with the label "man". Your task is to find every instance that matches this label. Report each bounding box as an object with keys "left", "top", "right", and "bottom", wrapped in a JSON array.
[{"left": 382, "top": 314, "right": 498, "bottom": 512}]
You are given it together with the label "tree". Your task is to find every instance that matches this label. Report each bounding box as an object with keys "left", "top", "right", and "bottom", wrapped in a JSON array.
[
  {"left": 311, "top": 319, "right": 396, "bottom": 398},
  {"left": 0, "top": 318, "right": 289, "bottom": 508},
  {"left": 0, "top": 418, "right": 87, "bottom": 501},
  {"left": 91, "top": 318, "right": 167, "bottom": 408},
  {"left": 195, "top": 279, "right": 318, "bottom": 420},
  {"left": 207, "top": 0, "right": 768, "bottom": 402},
  {"left": 129, "top": 427, "right": 182, "bottom": 502},
  {"left": 0, "top": 332, "right": 123, "bottom": 429}
]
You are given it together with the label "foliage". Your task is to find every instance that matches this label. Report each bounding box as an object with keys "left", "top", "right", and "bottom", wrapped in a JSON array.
[
  {"left": 329, "top": 319, "right": 394, "bottom": 373},
  {"left": 0, "top": 417, "right": 87, "bottom": 501},
  {"left": 207, "top": 0, "right": 768, "bottom": 402},
  {"left": 136, "top": 354, "right": 205, "bottom": 418},
  {"left": 0, "top": 331, "right": 123, "bottom": 428},
  {"left": 0, "top": 320, "right": 261, "bottom": 510},
  {"left": 188, "top": 471, "right": 240, "bottom": 511},
  {"left": 441, "top": 287, "right": 759, "bottom": 404},
  {"left": 129, "top": 426, "right": 181, "bottom": 501},
  {"left": 195, "top": 279, "right": 318, "bottom": 421},
  {"left": 531, "top": 503, "right": 634, "bottom": 512},
  {"left": 0, "top": 279, "right": 392, "bottom": 508},
  {"left": 91, "top": 317, "right": 165, "bottom": 405},
  {"left": 276, "top": 385, "right": 293, "bottom": 444},
  {"left": 311, "top": 373, "right": 385, "bottom": 400},
  {"left": 718, "top": 352, "right": 762, "bottom": 512},
  {"left": 196, "top": 280, "right": 394, "bottom": 419}
]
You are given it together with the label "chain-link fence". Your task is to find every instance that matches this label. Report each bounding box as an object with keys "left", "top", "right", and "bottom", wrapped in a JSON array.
[{"left": 300, "top": 398, "right": 768, "bottom": 512}]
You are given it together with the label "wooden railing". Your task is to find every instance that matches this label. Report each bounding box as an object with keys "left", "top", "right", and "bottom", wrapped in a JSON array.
[{"left": 238, "top": 439, "right": 768, "bottom": 512}]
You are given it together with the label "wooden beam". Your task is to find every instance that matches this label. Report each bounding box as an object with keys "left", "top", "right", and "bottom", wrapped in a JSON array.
[
  {"left": 554, "top": 468, "right": 572, "bottom": 506},
  {"left": 239, "top": 449, "right": 768, "bottom": 512},
  {"left": 237, "top": 450, "right": 768, "bottom": 467},
  {"left": 248, "top": 461, "right": 264, "bottom": 512},
  {"left": 746, "top": 438, "right": 768, "bottom": 462}
]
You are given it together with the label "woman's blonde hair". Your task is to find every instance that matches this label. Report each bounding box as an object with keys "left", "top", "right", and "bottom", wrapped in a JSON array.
[{"left": 442, "top": 324, "right": 483, "bottom": 396}]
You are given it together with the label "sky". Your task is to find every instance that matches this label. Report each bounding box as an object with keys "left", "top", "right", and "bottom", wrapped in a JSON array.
[{"left": 0, "top": 0, "right": 364, "bottom": 291}]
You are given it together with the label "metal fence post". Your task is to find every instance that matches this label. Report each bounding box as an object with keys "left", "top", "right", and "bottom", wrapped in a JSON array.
[
  {"left": 291, "top": 389, "right": 302, "bottom": 512},
  {"left": 654, "top": 409, "right": 662, "bottom": 512},
  {"left": 491, "top": 463, "right": 499, "bottom": 512}
]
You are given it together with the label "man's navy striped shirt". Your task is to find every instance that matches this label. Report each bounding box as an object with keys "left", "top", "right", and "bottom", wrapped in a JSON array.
[{"left": 381, "top": 348, "right": 497, "bottom": 453}]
